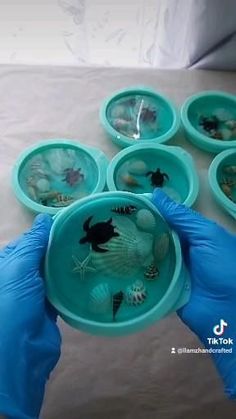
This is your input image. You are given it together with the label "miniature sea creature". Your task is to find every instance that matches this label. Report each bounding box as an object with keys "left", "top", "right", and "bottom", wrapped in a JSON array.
[
  {"left": 146, "top": 168, "right": 169, "bottom": 187},
  {"left": 72, "top": 253, "right": 96, "bottom": 281},
  {"left": 89, "top": 283, "right": 112, "bottom": 314},
  {"left": 135, "top": 209, "right": 156, "bottom": 232},
  {"left": 220, "top": 177, "right": 236, "bottom": 201},
  {"left": 223, "top": 165, "right": 236, "bottom": 174},
  {"left": 79, "top": 216, "right": 119, "bottom": 252},
  {"left": 125, "top": 280, "right": 147, "bottom": 306},
  {"left": 121, "top": 174, "right": 141, "bottom": 188},
  {"left": 140, "top": 107, "right": 157, "bottom": 123},
  {"left": 63, "top": 168, "right": 84, "bottom": 187},
  {"left": 90, "top": 217, "right": 153, "bottom": 277},
  {"left": 50, "top": 193, "right": 75, "bottom": 207},
  {"left": 144, "top": 263, "right": 159, "bottom": 280},
  {"left": 153, "top": 233, "right": 170, "bottom": 262},
  {"left": 127, "top": 159, "right": 147, "bottom": 175},
  {"left": 112, "top": 291, "right": 124, "bottom": 321},
  {"left": 199, "top": 115, "right": 219, "bottom": 133},
  {"left": 111, "top": 205, "right": 137, "bottom": 215}
]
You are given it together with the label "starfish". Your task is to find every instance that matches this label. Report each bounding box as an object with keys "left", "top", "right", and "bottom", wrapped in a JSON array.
[{"left": 72, "top": 253, "right": 96, "bottom": 281}]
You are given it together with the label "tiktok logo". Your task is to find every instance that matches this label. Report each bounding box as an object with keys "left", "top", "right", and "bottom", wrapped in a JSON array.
[{"left": 213, "top": 319, "right": 228, "bottom": 336}]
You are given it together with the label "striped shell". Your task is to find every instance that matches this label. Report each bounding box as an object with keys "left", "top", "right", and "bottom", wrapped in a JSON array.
[
  {"left": 89, "top": 283, "right": 112, "bottom": 314},
  {"left": 154, "top": 233, "right": 170, "bottom": 262},
  {"left": 91, "top": 217, "right": 153, "bottom": 278},
  {"left": 125, "top": 280, "right": 147, "bottom": 306}
]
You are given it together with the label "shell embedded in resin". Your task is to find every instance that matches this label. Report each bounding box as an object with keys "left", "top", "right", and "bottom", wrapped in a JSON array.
[
  {"left": 121, "top": 174, "right": 141, "bottom": 187},
  {"left": 36, "top": 178, "right": 50, "bottom": 193},
  {"left": 45, "top": 149, "right": 76, "bottom": 175},
  {"left": 127, "top": 159, "right": 147, "bottom": 175},
  {"left": 135, "top": 209, "right": 156, "bottom": 232},
  {"left": 154, "top": 233, "right": 170, "bottom": 262},
  {"left": 125, "top": 280, "right": 147, "bottom": 306},
  {"left": 89, "top": 283, "right": 112, "bottom": 314},
  {"left": 90, "top": 217, "right": 153, "bottom": 278}
]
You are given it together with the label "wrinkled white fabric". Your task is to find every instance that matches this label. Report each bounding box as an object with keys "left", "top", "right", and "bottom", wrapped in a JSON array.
[
  {"left": 0, "top": 65, "right": 236, "bottom": 418},
  {"left": 154, "top": 0, "right": 236, "bottom": 70}
]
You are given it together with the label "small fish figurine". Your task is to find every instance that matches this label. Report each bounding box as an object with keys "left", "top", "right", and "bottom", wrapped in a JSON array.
[
  {"left": 63, "top": 168, "right": 84, "bottom": 187},
  {"left": 112, "top": 291, "right": 124, "bottom": 321},
  {"left": 111, "top": 205, "right": 137, "bottom": 215},
  {"left": 144, "top": 263, "right": 159, "bottom": 280}
]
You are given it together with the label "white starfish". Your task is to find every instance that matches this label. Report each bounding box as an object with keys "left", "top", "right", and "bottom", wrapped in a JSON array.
[{"left": 72, "top": 253, "right": 96, "bottom": 281}]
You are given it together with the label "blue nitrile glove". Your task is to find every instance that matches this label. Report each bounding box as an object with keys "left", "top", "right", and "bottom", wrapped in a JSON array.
[
  {"left": 152, "top": 189, "right": 236, "bottom": 399},
  {"left": 0, "top": 214, "right": 61, "bottom": 419}
]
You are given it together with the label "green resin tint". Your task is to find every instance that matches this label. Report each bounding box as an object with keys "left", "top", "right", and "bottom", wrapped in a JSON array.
[
  {"left": 45, "top": 191, "right": 191, "bottom": 336},
  {"left": 12, "top": 139, "right": 109, "bottom": 215},
  {"left": 181, "top": 91, "right": 236, "bottom": 154},
  {"left": 100, "top": 87, "right": 180, "bottom": 148},
  {"left": 106, "top": 144, "right": 199, "bottom": 207}
]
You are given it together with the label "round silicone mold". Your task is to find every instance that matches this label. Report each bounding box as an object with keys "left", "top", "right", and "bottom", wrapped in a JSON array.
[
  {"left": 100, "top": 86, "right": 180, "bottom": 148},
  {"left": 209, "top": 148, "right": 236, "bottom": 219},
  {"left": 12, "top": 139, "right": 109, "bottom": 215},
  {"left": 45, "top": 191, "right": 191, "bottom": 337},
  {"left": 181, "top": 91, "right": 236, "bottom": 154},
  {"left": 106, "top": 144, "right": 199, "bottom": 207}
]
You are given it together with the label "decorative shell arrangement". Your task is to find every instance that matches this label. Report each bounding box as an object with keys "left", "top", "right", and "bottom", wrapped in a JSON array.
[{"left": 125, "top": 280, "right": 147, "bottom": 306}]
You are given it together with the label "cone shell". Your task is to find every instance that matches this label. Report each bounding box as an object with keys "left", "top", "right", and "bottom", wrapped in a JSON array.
[
  {"left": 91, "top": 218, "right": 153, "bottom": 278},
  {"left": 125, "top": 280, "right": 147, "bottom": 306},
  {"left": 89, "top": 283, "right": 112, "bottom": 314},
  {"left": 154, "top": 233, "right": 170, "bottom": 262},
  {"left": 128, "top": 160, "right": 147, "bottom": 175},
  {"left": 136, "top": 209, "right": 156, "bottom": 232}
]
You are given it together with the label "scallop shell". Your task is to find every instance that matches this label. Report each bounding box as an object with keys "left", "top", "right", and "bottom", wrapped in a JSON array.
[
  {"left": 154, "top": 233, "right": 170, "bottom": 262},
  {"left": 89, "top": 283, "right": 112, "bottom": 314},
  {"left": 36, "top": 178, "right": 50, "bottom": 193},
  {"left": 128, "top": 160, "right": 147, "bottom": 175},
  {"left": 136, "top": 209, "right": 156, "bottom": 232},
  {"left": 91, "top": 217, "right": 153, "bottom": 278},
  {"left": 125, "top": 280, "right": 147, "bottom": 306}
]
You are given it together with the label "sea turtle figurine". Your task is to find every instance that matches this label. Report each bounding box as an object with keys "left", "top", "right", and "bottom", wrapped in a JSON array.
[
  {"left": 79, "top": 216, "right": 119, "bottom": 252},
  {"left": 146, "top": 168, "right": 169, "bottom": 187},
  {"left": 63, "top": 168, "right": 84, "bottom": 187}
]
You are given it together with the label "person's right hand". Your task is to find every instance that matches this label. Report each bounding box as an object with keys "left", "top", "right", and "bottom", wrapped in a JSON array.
[{"left": 152, "top": 189, "right": 236, "bottom": 399}]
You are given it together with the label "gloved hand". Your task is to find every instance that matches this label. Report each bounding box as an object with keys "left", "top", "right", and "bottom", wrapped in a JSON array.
[
  {"left": 152, "top": 189, "right": 236, "bottom": 399},
  {"left": 0, "top": 214, "right": 61, "bottom": 419}
]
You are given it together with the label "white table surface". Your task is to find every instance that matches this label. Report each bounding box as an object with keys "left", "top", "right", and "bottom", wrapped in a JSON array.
[{"left": 0, "top": 65, "right": 236, "bottom": 418}]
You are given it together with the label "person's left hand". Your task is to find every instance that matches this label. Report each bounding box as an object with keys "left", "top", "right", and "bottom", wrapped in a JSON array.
[{"left": 0, "top": 214, "right": 61, "bottom": 419}]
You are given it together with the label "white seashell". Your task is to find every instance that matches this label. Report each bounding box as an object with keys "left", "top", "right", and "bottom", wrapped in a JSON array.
[
  {"left": 221, "top": 128, "right": 232, "bottom": 140},
  {"left": 136, "top": 209, "right": 156, "bottom": 232},
  {"left": 89, "top": 283, "right": 112, "bottom": 314},
  {"left": 214, "top": 109, "right": 234, "bottom": 121},
  {"left": 225, "top": 120, "right": 236, "bottom": 130},
  {"left": 154, "top": 233, "right": 170, "bottom": 262},
  {"left": 125, "top": 280, "right": 147, "bottom": 306},
  {"left": 128, "top": 159, "right": 147, "bottom": 175},
  {"left": 36, "top": 178, "right": 50, "bottom": 193},
  {"left": 91, "top": 218, "right": 153, "bottom": 278}
]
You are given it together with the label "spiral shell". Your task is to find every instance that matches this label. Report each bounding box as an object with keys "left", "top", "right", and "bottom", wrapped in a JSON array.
[
  {"left": 91, "top": 217, "right": 153, "bottom": 278},
  {"left": 89, "top": 283, "right": 112, "bottom": 314},
  {"left": 128, "top": 160, "right": 147, "bottom": 175},
  {"left": 154, "top": 233, "right": 170, "bottom": 262},
  {"left": 136, "top": 209, "right": 156, "bottom": 232},
  {"left": 125, "top": 280, "right": 147, "bottom": 306}
]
